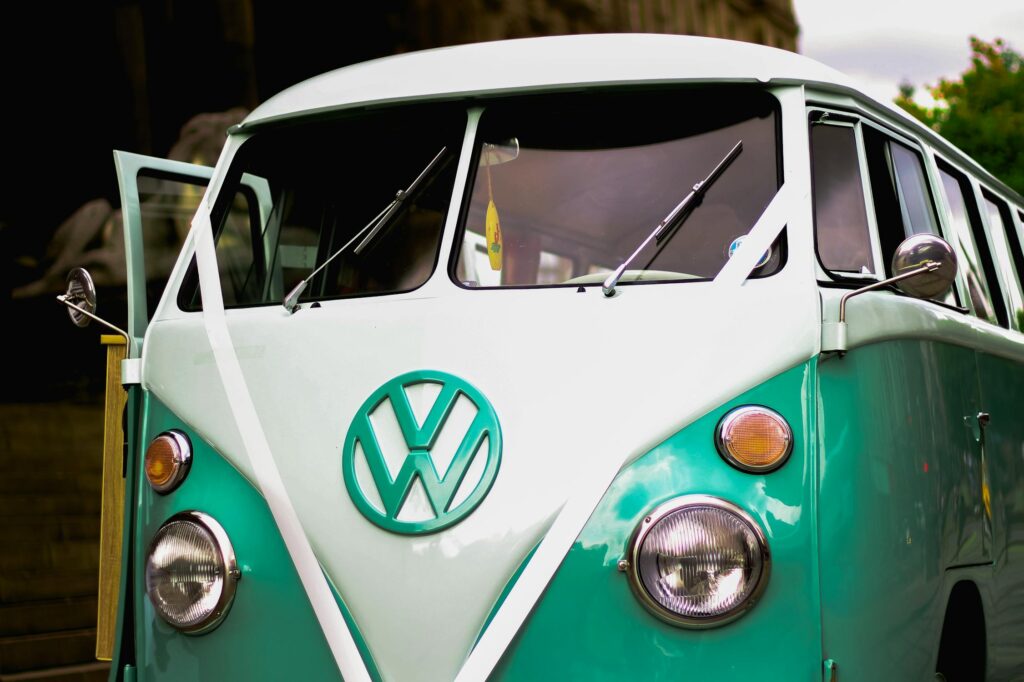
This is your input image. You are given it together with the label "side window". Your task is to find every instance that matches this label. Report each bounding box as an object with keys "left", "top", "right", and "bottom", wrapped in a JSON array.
[
  {"left": 216, "top": 187, "right": 263, "bottom": 306},
  {"left": 136, "top": 172, "right": 208, "bottom": 317},
  {"left": 810, "top": 120, "right": 875, "bottom": 275},
  {"left": 861, "top": 127, "right": 942, "bottom": 275},
  {"left": 981, "top": 190, "right": 1024, "bottom": 328},
  {"left": 935, "top": 162, "right": 1000, "bottom": 325}
]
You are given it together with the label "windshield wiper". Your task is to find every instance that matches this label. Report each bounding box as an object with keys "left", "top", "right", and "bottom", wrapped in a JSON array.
[
  {"left": 282, "top": 146, "right": 447, "bottom": 312},
  {"left": 601, "top": 140, "right": 743, "bottom": 297}
]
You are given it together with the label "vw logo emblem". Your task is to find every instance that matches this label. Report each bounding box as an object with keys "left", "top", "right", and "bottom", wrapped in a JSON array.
[{"left": 342, "top": 370, "right": 502, "bottom": 534}]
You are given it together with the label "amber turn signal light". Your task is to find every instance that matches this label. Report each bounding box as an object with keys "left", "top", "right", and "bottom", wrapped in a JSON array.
[
  {"left": 145, "top": 431, "right": 192, "bottom": 494},
  {"left": 715, "top": 406, "right": 792, "bottom": 473}
]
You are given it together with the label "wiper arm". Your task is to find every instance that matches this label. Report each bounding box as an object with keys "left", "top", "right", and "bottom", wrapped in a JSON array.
[
  {"left": 282, "top": 146, "right": 447, "bottom": 312},
  {"left": 602, "top": 140, "right": 743, "bottom": 297}
]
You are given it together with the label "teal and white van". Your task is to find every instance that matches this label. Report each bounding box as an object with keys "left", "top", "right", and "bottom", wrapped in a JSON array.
[{"left": 59, "top": 34, "right": 1024, "bottom": 681}]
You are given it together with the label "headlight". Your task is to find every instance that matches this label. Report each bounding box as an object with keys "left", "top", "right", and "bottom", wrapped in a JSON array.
[
  {"left": 145, "top": 511, "right": 240, "bottom": 634},
  {"left": 145, "top": 431, "right": 192, "bottom": 494},
  {"left": 715, "top": 405, "right": 793, "bottom": 472},
  {"left": 624, "top": 496, "right": 769, "bottom": 628}
]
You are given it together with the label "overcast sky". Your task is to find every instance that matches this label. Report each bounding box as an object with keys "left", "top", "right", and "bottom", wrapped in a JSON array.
[{"left": 792, "top": 0, "right": 1024, "bottom": 106}]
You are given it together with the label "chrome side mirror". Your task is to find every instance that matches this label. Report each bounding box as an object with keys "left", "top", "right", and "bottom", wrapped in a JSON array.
[
  {"left": 823, "top": 234, "right": 958, "bottom": 355},
  {"left": 62, "top": 268, "right": 97, "bottom": 327},
  {"left": 891, "top": 233, "right": 958, "bottom": 299},
  {"left": 56, "top": 268, "right": 131, "bottom": 345}
]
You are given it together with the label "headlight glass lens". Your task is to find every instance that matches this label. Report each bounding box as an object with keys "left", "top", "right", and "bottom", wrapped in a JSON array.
[
  {"left": 145, "top": 512, "right": 238, "bottom": 633},
  {"left": 630, "top": 497, "right": 768, "bottom": 627}
]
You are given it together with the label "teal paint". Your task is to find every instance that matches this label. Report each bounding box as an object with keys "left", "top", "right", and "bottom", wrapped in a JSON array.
[
  {"left": 131, "top": 396, "right": 343, "bottom": 682},
  {"left": 816, "top": 339, "right": 987, "bottom": 679},
  {"left": 974, "top": 350, "right": 1024, "bottom": 677},
  {"left": 342, "top": 369, "right": 502, "bottom": 534},
  {"left": 108, "top": 386, "right": 141, "bottom": 680},
  {"left": 491, "top": 361, "right": 822, "bottom": 680}
]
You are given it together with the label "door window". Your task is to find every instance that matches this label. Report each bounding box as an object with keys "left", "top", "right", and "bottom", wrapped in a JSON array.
[
  {"left": 136, "top": 172, "right": 208, "bottom": 318},
  {"left": 810, "top": 120, "right": 875, "bottom": 275}
]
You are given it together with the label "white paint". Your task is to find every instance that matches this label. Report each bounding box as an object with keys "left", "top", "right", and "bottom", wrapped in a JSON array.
[
  {"left": 191, "top": 202, "right": 370, "bottom": 681},
  {"left": 120, "top": 358, "right": 141, "bottom": 386},
  {"left": 243, "top": 34, "right": 858, "bottom": 126}
]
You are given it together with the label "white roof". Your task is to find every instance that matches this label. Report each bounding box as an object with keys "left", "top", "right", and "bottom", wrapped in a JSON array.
[
  {"left": 238, "top": 33, "right": 1021, "bottom": 203},
  {"left": 242, "top": 33, "right": 861, "bottom": 126}
]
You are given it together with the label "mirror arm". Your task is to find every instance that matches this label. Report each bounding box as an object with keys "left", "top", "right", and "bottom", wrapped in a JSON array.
[
  {"left": 838, "top": 260, "right": 940, "bottom": 323},
  {"left": 822, "top": 260, "right": 940, "bottom": 356},
  {"left": 56, "top": 294, "right": 131, "bottom": 346}
]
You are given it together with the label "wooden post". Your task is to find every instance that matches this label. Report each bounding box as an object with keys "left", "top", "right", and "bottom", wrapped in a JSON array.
[{"left": 96, "top": 335, "right": 128, "bottom": 661}]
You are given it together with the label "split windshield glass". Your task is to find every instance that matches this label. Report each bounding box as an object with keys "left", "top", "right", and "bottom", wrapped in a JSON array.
[
  {"left": 453, "top": 87, "right": 783, "bottom": 289},
  {"left": 178, "top": 104, "right": 465, "bottom": 311}
]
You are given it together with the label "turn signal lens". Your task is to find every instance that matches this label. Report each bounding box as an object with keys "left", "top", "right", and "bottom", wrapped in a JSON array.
[
  {"left": 715, "top": 406, "right": 792, "bottom": 472},
  {"left": 145, "top": 431, "right": 192, "bottom": 494}
]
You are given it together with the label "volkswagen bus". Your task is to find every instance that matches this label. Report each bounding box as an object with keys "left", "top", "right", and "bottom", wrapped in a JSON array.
[{"left": 58, "top": 33, "right": 1024, "bottom": 681}]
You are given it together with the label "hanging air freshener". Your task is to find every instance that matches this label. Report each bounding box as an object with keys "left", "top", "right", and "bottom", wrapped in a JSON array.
[{"left": 484, "top": 160, "right": 503, "bottom": 271}]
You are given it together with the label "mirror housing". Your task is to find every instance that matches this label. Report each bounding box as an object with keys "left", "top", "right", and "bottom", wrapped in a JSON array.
[
  {"left": 56, "top": 268, "right": 131, "bottom": 345},
  {"left": 891, "top": 233, "right": 958, "bottom": 299},
  {"left": 62, "top": 268, "right": 97, "bottom": 327}
]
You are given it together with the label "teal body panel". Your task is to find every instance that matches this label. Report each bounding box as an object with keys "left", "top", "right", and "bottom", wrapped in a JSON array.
[
  {"left": 131, "top": 396, "right": 348, "bottom": 682},
  {"left": 976, "top": 350, "right": 1024, "bottom": 675},
  {"left": 127, "top": 364, "right": 819, "bottom": 680},
  {"left": 492, "top": 361, "right": 822, "bottom": 680},
  {"left": 109, "top": 386, "right": 142, "bottom": 680},
  {"left": 815, "top": 339, "right": 1019, "bottom": 680}
]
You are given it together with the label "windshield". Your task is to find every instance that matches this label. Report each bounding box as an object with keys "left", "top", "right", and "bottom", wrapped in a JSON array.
[
  {"left": 179, "top": 104, "right": 465, "bottom": 310},
  {"left": 453, "top": 88, "right": 783, "bottom": 288}
]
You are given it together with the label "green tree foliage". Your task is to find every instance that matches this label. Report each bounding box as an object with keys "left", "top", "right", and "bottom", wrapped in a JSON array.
[{"left": 896, "top": 38, "right": 1024, "bottom": 195}]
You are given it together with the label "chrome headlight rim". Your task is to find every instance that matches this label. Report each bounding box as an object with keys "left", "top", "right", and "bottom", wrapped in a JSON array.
[
  {"left": 625, "top": 495, "right": 771, "bottom": 629},
  {"left": 146, "top": 430, "right": 193, "bottom": 494},
  {"left": 145, "top": 510, "right": 240, "bottom": 635},
  {"left": 714, "top": 405, "right": 794, "bottom": 473}
]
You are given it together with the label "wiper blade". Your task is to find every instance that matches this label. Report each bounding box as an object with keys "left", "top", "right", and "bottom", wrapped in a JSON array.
[
  {"left": 602, "top": 140, "right": 743, "bottom": 297},
  {"left": 282, "top": 146, "right": 447, "bottom": 312}
]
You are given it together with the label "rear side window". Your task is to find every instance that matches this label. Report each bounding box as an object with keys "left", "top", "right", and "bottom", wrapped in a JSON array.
[
  {"left": 981, "top": 190, "right": 1024, "bottom": 327},
  {"left": 810, "top": 121, "right": 874, "bottom": 274},
  {"left": 936, "top": 163, "right": 1000, "bottom": 324}
]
